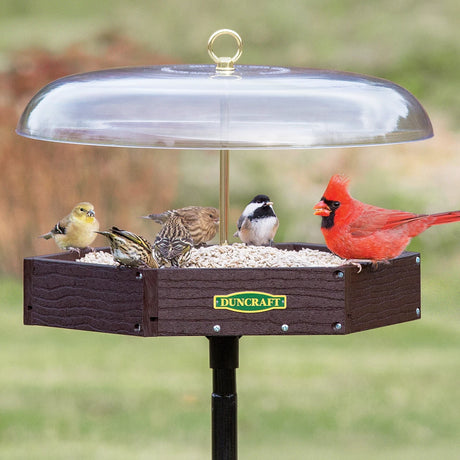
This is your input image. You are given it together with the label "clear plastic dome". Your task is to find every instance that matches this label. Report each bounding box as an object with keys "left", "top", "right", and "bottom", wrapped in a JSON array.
[{"left": 16, "top": 64, "right": 433, "bottom": 150}]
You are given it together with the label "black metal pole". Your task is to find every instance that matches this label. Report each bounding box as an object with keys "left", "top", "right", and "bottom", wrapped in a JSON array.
[{"left": 208, "top": 335, "right": 239, "bottom": 460}]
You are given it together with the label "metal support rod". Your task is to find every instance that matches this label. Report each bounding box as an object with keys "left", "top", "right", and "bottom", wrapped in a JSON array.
[
  {"left": 208, "top": 336, "right": 239, "bottom": 460},
  {"left": 219, "top": 149, "right": 230, "bottom": 245}
]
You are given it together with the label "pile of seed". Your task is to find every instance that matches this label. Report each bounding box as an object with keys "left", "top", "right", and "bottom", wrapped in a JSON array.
[
  {"left": 187, "top": 243, "right": 344, "bottom": 268},
  {"left": 77, "top": 251, "right": 119, "bottom": 266},
  {"left": 77, "top": 243, "right": 344, "bottom": 268}
]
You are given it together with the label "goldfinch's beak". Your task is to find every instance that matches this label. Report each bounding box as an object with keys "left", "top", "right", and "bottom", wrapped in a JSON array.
[
  {"left": 87, "top": 209, "right": 95, "bottom": 217},
  {"left": 313, "top": 200, "right": 331, "bottom": 217}
]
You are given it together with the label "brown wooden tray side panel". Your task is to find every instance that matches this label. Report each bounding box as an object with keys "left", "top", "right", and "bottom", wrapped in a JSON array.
[
  {"left": 23, "top": 246, "right": 421, "bottom": 338},
  {"left": 346, "top": 253, "right": 421, "bottom": 333},
  {"left": 141, "top": 270, "right": 159, "bottom": 336},
  {"left": 23, "top": 258, "right": 34, "bottom": 326},
  {"left": 24, "top": 257, "right": 147, "bottom": 336},
  {"left": 155, "top": 268, "right": 347, "bottom": 336}
]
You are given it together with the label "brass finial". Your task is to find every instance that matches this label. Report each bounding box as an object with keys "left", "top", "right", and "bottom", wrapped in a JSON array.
[{"left": 208, "top": 29, "right": 243, "bottom": 74}]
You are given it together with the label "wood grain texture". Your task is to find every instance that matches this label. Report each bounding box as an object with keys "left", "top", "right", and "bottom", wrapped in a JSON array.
[
  {"left": 345, "top": 255, "right": 421, "bottom": 333},
  {"left": 23, "top": 244, "right": 421, "bottom": 337},
  {"left": 155, "top": 267, "right": 346, "bottom": 336},
  {"left": 24, "top": 254, "right": 147, "bottom": 336}
]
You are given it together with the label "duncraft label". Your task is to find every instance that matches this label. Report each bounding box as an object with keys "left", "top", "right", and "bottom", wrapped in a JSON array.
[{"left": 213, "top": 291, "right": 286, "bottom": 313}]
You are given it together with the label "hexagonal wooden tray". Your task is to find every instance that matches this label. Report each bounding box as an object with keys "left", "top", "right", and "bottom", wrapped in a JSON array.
[{"left": 23, "top": 243, "right": 421, "bottom": 337}]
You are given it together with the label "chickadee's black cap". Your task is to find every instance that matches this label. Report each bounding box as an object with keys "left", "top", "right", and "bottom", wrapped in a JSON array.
[{"left": 250, "top": 194, "right": 271, "bottom": 203}]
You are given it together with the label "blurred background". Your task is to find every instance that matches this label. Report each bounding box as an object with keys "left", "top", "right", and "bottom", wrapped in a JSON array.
[{"left": 0, "top": 1, "right": 459, "bottom": 458}]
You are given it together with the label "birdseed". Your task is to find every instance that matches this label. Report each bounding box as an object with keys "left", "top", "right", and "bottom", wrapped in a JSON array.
[
  {"left": 77, "top": 243, "right": 345, "bottom": 268},
  {"left": 187, "top": 243, "right": 344, "bottom": 268},
  {"left": 77, "top": 250, "right": 120, "bottom": 266}
]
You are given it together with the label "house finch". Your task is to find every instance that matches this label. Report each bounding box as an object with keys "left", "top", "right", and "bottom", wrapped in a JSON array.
[
  {"left": 143, "top": 206, "right": 219, "bottom": 246},
  {"left": 95, "top": 226, "right": 158, "bottom": 268},
  {"left": 153, "top": 213, "right": 193, "bottom": 267},
  {"left": 39, "top": 202, "right": 99, "bottom": 252},
  {"left": 234, "top": 194, "right": 279, "bottom": 246},
  {"left": 313, "top": 174, "right": 460, "bottom": 263}
]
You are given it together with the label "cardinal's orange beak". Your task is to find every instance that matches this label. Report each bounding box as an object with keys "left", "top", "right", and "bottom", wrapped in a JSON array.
[{"left": 313, "top": 200, "right": 331, "bottom": 217}]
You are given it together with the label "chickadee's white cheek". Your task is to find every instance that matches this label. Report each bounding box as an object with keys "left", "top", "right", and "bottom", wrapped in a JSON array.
[{"left": 243, "top": 202, "right": 261, "bottom": 216}]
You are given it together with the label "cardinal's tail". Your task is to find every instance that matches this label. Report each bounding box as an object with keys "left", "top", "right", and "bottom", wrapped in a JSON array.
[
  {"left": 403, "top": 210, "right": 460, "bottom": 238},
  {"left": 430, "top": 210, "right": 460, "bottom": 226}
]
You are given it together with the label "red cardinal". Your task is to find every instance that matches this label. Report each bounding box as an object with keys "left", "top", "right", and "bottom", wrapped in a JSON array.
[{"left": 313, "top": 174, "right": 460, "bottom": 263}]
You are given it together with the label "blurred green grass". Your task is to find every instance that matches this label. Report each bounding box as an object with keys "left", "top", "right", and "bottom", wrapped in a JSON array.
[
  {"left": 1, "top": 272, "right": 460, "bottom": 459},
  {"left": 1, "top": 1, "right": 459, "bottom": 458}
]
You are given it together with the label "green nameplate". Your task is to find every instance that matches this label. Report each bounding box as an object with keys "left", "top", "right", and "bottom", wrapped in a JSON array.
[{"left": 213, "top": 291, "right": 286, "bottom": 313}]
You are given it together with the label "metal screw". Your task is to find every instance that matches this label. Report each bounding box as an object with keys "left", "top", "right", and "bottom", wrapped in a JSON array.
[
  {"left": 334, "top": 270, "right": 344, "bottom": 280},
  {"left": 136, "top": 272, "right": 143, "bottom": 280},
  {"left": 281, "top": 324, "right": 289, "bottom": 332},
  {"left": 333, "top": 322, "right": 342, "bottom": 331},
  {"left": 415, "top": 256, "right": 421, "bottom": 264},
  {"left": 213, "top": 325, "right": 221, "bottom": 333},
  {"left": 416, "top": 307, "right": 421, "bottom": 317}
]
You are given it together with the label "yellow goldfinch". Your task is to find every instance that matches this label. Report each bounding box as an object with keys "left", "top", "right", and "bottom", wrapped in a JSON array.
[
  {"left": 153, "top": 214, "right": 193, "bottom": 267},
  {"left": 39, "top": 202, "right": 99, "bottom": 252},
  {"left": 143, "top": 206, "right": 219, "bottom": 247},
  {"left": 95, "top": 226, "right": 158, "bottom": 268}
]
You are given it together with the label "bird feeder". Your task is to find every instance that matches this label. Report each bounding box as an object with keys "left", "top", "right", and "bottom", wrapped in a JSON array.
[{"left": 18, "top": 30, "right": 430, "bottom": 459}]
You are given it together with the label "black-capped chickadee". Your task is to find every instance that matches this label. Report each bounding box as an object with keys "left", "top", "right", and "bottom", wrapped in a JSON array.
[{"left": 233, "top": 194, "right": 279, "bottom": 246}]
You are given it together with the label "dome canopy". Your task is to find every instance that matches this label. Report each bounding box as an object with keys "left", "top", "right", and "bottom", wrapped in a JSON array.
[{"left": 16, "top": 63, "right": 433, "bottom": 150}]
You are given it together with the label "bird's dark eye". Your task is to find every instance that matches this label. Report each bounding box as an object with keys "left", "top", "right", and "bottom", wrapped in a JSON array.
[
  {"left": 80, "top": 208, "right": 85, "bottom": 212},
  {"left": 332, "top": 201, "right": 340, "bottom": 209}
]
